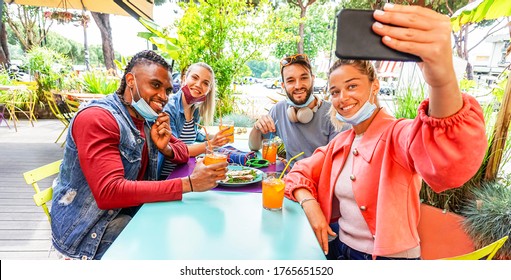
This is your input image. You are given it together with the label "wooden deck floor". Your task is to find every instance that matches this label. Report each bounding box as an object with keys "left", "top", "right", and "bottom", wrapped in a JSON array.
[
  {"left": 0, "top": 120, "right": 252, "bottom": 260},
  {"left": 0, "top": 143, "right": 63, "bottom": 260}
]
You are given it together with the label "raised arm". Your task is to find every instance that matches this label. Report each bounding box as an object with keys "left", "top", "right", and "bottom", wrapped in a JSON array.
[{"left": 372, "top": 4, "right": 462, "bottom": 118}]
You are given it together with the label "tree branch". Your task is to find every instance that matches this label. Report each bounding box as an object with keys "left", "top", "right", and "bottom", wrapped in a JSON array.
[{"left": 468, "top": 21, "right": 508, "bottom": 53}]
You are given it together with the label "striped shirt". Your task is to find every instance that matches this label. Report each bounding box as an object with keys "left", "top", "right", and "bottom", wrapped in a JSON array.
[{"left": 159, "top": 119, "right": 197, "bottom": 179}]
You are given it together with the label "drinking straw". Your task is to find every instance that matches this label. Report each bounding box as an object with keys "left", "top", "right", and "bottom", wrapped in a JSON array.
[
  {"left": 218, "top": 99, "right": 223, "bottom": 126},
  {"left": 279, "top": 151, "right": 304, "bottom": 180},
  {"left": 197, "top": 124, "right": 213, "bottom": 151},
  {"left": 269, "top": 120, "right": 279, "bottom": 140}
]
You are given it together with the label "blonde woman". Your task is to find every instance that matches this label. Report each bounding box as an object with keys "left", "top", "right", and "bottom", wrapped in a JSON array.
[{"left": 159, "top": 62, "right": 230, "bottom": 179}]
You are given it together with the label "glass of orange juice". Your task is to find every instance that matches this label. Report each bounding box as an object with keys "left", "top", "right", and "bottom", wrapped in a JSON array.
[
  {"left": 262, "top": 172, "right": 285, "bottom": 211},
  {"left": 219, "top": 120, "right": 234, "bottom": 143},
  {"left": 204, "top": 146, "right": 228, "bottom": 165},
  {"left": 262, "top": 139, "right": 279, "bottom": 164}
]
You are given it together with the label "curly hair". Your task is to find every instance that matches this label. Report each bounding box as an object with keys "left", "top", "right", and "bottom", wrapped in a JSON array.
[{"left": 115, "top": 50, "right": 171, "bottom": 96}]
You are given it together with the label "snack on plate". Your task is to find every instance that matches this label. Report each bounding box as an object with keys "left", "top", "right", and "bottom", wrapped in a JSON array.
[{"left": 222, "top": 168, "right": 257, "bottom": 183}]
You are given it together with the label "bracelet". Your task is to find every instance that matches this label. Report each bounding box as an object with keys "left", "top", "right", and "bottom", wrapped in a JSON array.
[
  {"left": 299, "top": 197, "right": 316, "bottom": 208},
  {"left": 188, "top": 175, "right": 194, "bottom": 192}
]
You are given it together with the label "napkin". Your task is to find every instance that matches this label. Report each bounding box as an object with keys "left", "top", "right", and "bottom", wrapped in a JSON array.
[{"left": 217, "top": 145, "right": 257, "bottom": 166}]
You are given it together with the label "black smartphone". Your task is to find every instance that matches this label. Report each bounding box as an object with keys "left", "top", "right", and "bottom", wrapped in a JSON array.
[{"left": 335, "top": 9, "right": 421, "bottom": 62}]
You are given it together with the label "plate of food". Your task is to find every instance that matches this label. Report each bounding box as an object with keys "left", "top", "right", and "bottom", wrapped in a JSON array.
[{"left": 218, "top": 165, "right": 264, "bottom": 187}]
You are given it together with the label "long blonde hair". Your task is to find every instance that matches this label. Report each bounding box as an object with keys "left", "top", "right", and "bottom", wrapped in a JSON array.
[{"left": 185, "top": 62, "right": 216, "bottom": 126}]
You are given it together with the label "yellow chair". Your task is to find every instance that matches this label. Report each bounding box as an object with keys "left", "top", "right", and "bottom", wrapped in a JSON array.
[
  {"left": 0, "top": 103, "right": 10, "bottom": 128},
  {"left": 63, "top": 95, "right": 80, "bottom": 117},
  {"left": 59, "top": 95, "right": 81, "bottom": 147},
  {"left": 43, "top": 90, "right": 70, "bottom": 145},
  {"left": 4, "top": 81, "right": 37, "bottom": 131},
  {"left": 22, "top": 159, "right": 62, "bottom": 223},
  {"left": 442, "top": 236, "right": 509, "bottom": 260},
  {"left": 13, "top": 80, "right": 38, "bottom": 123}
]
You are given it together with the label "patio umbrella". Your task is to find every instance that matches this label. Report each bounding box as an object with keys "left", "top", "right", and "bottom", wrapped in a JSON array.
[
  {"left": 5, "top": 0, "right": 153, "bottom": 20},
  {"left": 4, "top": 0, "right": 154, "bottom": 70}
]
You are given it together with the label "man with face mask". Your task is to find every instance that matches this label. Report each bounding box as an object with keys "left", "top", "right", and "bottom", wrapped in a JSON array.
[
  {"left": 50, "top": 50, "right": 228, "bottom": 260},
  {"left": 249, "top": 54, "right": 346, "bottom": 163}
]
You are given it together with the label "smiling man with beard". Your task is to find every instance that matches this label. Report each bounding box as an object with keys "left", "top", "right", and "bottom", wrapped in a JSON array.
[{"left": 249, "top": 54, "right": 346, "bottom": 163}]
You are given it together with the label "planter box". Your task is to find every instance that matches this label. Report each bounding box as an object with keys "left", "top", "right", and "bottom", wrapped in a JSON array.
[{"left": 418, "top": 203, "right": 475, "bottom": 260}]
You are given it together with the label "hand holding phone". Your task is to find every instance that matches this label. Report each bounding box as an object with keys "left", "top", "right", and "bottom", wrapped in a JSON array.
[{"left": 335, "top": 9, "right": 421, "bottom": 62}]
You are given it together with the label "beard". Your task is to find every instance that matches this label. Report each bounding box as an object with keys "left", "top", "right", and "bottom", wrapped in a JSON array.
[{"left": 285, "top": 85, "right": 313, "bottom": 106}]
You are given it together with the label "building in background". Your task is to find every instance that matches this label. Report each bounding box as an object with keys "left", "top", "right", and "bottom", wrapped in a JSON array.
[{"left": 472, "top": 33, "right": 510, "bottom": 86}]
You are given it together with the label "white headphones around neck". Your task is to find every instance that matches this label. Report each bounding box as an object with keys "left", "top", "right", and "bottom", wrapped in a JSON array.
[{"left": 287, "top": 96, "right": 322, "bottom": 124}]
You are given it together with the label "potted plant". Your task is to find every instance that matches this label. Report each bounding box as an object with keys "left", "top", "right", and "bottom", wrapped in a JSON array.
[
  {"left": 458, "top": 181, "right": 511, "bottom": 259},
  {"left": 80, "top": 70, "right": 120, "bottom": 95}
]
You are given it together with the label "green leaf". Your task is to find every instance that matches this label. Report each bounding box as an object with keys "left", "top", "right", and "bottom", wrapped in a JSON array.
[
  {"left": 137, "top": 32, "right": 155, "bottom": 40},
  {"left": 137, "top": 16, "right": 180, "bottom": 61},
  {"left": 451, "top": 0, "right": 511, "bottom": 32}
]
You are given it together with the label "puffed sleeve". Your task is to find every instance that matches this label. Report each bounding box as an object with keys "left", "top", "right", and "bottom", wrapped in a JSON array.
[{"left": 394, "top": 94, "right": 487, "bottom": 192}]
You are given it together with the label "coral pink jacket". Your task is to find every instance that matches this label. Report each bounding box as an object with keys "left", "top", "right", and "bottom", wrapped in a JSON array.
[{"left": 285, "top": 95, "right": 487, "bottom": 257}]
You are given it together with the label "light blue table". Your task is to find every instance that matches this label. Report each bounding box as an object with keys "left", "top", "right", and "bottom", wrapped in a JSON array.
[{"left": 102, "top": 191, "right": 326, "bottom": 260}]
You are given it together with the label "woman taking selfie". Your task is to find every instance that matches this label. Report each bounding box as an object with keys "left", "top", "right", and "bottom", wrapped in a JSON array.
[{"left": 284, "top": 4, "right": 487, "bottom": 260}]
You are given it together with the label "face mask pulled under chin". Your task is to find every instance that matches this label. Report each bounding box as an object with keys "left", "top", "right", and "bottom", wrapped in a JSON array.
[
  {"left": 336, "top": 100, "right": 377, "bottom": 126},
  {"left": 182, "top": 85, "right": 207, "bottom": 104},
  {"left": 286, "top": 92, "right": 315, "bottom": 108},
  {"left": 129, "top": 73, "right": 159, "bottom": 122}
]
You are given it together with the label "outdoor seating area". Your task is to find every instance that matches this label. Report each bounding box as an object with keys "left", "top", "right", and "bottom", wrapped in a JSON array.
[
  {"left": 0, "top": 122, "right": 63, "bottom": 260},
  {"left": 1, "top": 119, "right": 509, "bottom": 261},
  {"left": 2, "top": 4, "right": 511, "bottom": 280}
]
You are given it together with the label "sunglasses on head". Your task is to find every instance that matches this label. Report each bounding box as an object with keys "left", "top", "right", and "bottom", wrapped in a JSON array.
[{"left": 280, "top": 54, "right": 311, "bottom": 70}]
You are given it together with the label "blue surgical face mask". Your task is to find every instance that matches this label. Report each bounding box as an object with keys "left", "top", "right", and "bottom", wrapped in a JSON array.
[
  {"left": 129, "top": 73, "right": 159, "bottom": 122},
  {"left": 286, "top": 92, "right": 315, "bottom": 108},
  {"left": 336, "top": 95, "right": 377, "bottom": 126}
]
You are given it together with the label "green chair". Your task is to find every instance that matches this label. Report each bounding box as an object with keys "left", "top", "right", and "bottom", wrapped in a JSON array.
[
  {"left": 442, "top": 236, "right": 509, "bottom": 260},
  {"left": 22, "top": 159, "right": 62, "bottom": 223}
]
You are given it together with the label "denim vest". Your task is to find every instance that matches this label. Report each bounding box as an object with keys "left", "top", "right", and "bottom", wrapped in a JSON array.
[{"left": 51, "top": 93, "right": 159, "bottom": 260}]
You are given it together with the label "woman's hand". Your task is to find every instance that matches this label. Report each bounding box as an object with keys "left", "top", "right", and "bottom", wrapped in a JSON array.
[
  {"left": 372, "top": 4, "right": 454, "bottom": 88},
  {"left": 372, "top": 3, "right": 462, "bottom": 118},
  {"left": 151, "top": 113, "right": 172, "bottom": 151},
  {"left": 302, "top": 201, "right": 336, "bottom": 255},
  {"left": 209, "top": 127, "right": 231, "bottom": 147}
]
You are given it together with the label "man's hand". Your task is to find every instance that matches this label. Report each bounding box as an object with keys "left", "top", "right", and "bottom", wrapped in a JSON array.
[
  {"left": 187, "top": 158, "right": 228, "bottom": 192},
  {"left": 150, "top": 113, "right": 172, "bottom": 151},
  {"left": 253, "top": 115, "right": 276, "bottom": 135}
]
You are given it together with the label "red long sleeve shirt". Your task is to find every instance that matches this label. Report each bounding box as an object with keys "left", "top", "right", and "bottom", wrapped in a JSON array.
[{"left": 72, "top": 107, "right": 189, "bottom": 209}]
